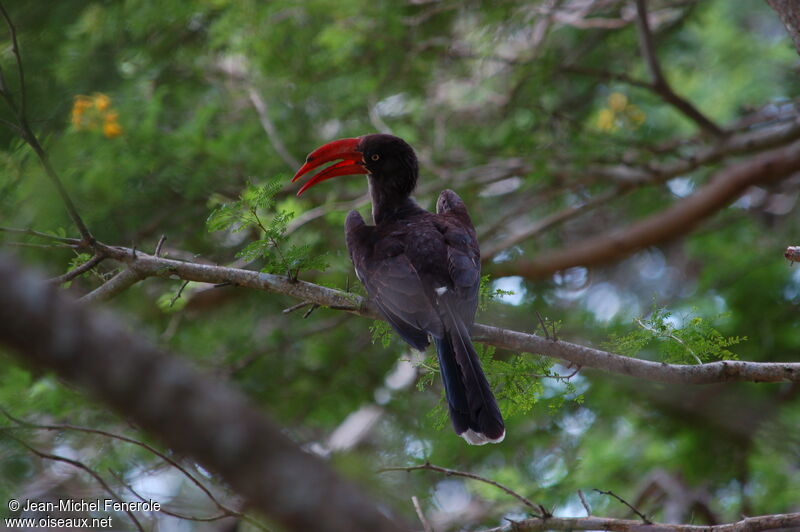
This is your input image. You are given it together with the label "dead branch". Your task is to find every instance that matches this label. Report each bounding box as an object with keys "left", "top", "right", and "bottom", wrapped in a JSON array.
[
  {"left": 379, "top": 462, "right": 546, "bottom": 517},
  {"left": 411, "top": 496, "right": 433, "bottom": 532}
]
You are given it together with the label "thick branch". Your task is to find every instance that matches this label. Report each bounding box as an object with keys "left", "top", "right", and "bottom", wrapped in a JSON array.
[
  {"left": 51, "top": 242, "right": 800, "bottom": 386},
  {"left": 0, "top": 252, "right": 407, "bottom": 532},
  {"left": 767, "top": 0, "right": 800, "bottom": 56},
  {"left": 482, "top": 116, "right": 800, "bottom": 263},
  {"left": 481, "top": 512, "right": 800, "bottom": 532},
  {"left": 491, "top": 138, "right": 800, "bottom": 279},
  {"left": 80, "top": 267, "right": 145, "bottom": 303}
]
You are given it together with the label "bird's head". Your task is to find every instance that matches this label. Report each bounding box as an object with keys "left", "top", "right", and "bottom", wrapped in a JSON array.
[{"left": 292, "top": 134, "right": 418, "bottom": 198}]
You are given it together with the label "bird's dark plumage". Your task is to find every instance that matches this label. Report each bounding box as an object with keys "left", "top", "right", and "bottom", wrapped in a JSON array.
[{"left": 295, "top": 133, "right": 504, "bottom": 444}]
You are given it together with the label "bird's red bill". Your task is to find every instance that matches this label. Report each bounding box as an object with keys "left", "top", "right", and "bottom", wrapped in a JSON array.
[{"left": 292, "top": 137, "right": 367, "bottom": 196}]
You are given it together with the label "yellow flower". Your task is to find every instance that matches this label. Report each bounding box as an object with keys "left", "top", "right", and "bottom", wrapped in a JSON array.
[
  {"left": 71, "top": 92, "right": 123, "bottom": 137},
  {"left": 73, "top": 95, "right": 93, "bottom": 111},
  {"left": 608, "top": 92, "right": 628, "bottom": 112},
  {"left": 93, "top": 93, "right": 111, "bottom": 111},
  {"left": 627, "top": 105, "right": 646, "bottom": 126},
  {"left": 70, "top": 109, "right": 83, "bottom": 127},
  {"left": 597, "top": 108, "right": 616, "bottom": 131},
  {"left": 71, "top": 95, "right": 93, "bottom": 129},
  {"left": 103, "top": 121, "right": 123, "bottom": 138}
]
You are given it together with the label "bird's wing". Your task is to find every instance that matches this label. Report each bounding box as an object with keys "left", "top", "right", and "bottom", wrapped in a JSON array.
[
  {"left": 436, "top": 190, "right": 481, "bottom": 325},
  {"left": 345, "top": 210, "right": 442, "bottom": 350}
]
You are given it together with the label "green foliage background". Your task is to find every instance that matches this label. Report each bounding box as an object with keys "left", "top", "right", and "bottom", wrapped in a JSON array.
[{"left": 1, "top": 0, "right": 799, "bottom": 529}]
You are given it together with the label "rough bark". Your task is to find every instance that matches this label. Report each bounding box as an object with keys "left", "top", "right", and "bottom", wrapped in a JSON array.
[
  {"left": 74, "top": 242, "right": 800, "bottom": 386},
  {"left": 490, "top": 138, "right": 800, "bottom": 279},
  {"left": 0, "top": 252, "right": 408, "bottom": 532},
  {"left": 767, "top": 0, "right": 800, "bottom": 55}
]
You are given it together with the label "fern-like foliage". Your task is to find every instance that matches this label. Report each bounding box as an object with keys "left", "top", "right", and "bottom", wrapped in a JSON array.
[
  {"left": 604, "top": 304, "right": 746, "bottom": 364},
  {"left": 478, "top": 274, "right": 515, "bottom": 311},
  {"left": 207, "top": 179, "right": 328, "bottom": 277},
  {"left": 370, "top": 320, "right": 394, "bottom": 348},
  {"left": 418, "top": 341, "right": 583, "bottom": 428}
]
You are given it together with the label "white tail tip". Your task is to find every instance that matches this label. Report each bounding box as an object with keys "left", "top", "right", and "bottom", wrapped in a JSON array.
[{"left": 459, "top": 428, "right": 506, "bottom": 445}]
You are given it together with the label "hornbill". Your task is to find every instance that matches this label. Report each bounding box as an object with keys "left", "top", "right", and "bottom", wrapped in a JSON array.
[{"left": 292, "top": 134, "right": 504, "bottom": 445}]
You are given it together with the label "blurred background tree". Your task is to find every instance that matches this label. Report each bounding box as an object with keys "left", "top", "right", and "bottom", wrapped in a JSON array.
[{"left": 1, "top": 0, "right": 799, "bottom": 530}]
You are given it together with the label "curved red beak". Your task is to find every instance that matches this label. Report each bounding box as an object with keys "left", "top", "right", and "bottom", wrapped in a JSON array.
[{"left": 292, "top": 137, "right": 368, "bottom": 196}]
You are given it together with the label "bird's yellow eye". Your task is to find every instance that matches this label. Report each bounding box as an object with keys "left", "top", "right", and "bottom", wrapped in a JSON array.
[{"left": 371, "top": 154, "right": 380, "bottom": 161}]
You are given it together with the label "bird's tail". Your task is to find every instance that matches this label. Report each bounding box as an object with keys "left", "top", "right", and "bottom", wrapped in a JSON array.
[{"left": 434, "top": 321, "right": 505, "bottom": 445}]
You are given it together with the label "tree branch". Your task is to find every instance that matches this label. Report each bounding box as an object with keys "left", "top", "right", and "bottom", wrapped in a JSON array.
[
  {"left": 480, "top": 512, "right": 800, "bottom": 532},
  {"left": 0, "top": 408, "right": 245, "bottom": 522},
  {"left": 7, "top": 434, "right": 144, "bottom": 532},
  {"left": 767, "top": 0, "right": 800, "bottom": 56},
  {"left": 10, "top": 240, "right": 779, "bottom": 385},
  {"left": 247, "top": 86, "right": 300, "bottom": 170},
  {"left": 80, "top": 267, "right": 145, "bottom": 303},
  {"left": 482, "top": 115, "right": 800, "bottom": 263},
  {"left": 491, "top": 138, "right": 800, "bottom": 278},
  {"left": 379, "top": 462, "right": 546, "bottom": 517},
  {"left": 634, "top": 0, "right": 725, "bottom": 138},
  {"left": 47, "top": 253, "right": 105, "bottom": 285},
  {"left": 0, "top": 2, "right": 94, "bottom": 246},
  {"left": 0, "top": 252, "right": 408, "bottom": 532}
]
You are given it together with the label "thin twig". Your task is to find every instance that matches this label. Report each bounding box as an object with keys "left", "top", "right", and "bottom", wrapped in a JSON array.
[
  {"left": 0, "top": 3, "right": 94, "bottom": 245},
  {"left": 535, "top": 311, "right": 552, "bottom": 341},
  {"left": 0, "top": 2, "right": 25, "bottom": 119},
  {"left": 109, "top": 469, "right": 236, "bottom": 524},
  {"left": 155, "top": 234, "right": 167, "bottom": 257},
  {"left": 302, "top": 303, "right": 319, "bottom": 319},
  {"left": 530, "top": 365, "right": 581, "bottom": 381},
  {"left": 635, "top": 317, "right": 703, "bottom": 364},
  {"left": 246, "top": 86, "right": 300, "bottom": 169},
  {"left": 634, "top": 0, "right": 724, "bottom": 138},
  {"left": 594, "top": 489, "right": 651, "bottom": 524},
  {"left": 577, "top": 490, "right": 591, "bottom": 517},
  {"left": 6, "top": 433, "right": 144, "bottom": 532},
  {"left": 379, "top": 462, "right": 546, "bottom": 517},
  {"left": 411, "top": 496, "right": 434, "bottom": 532},
  {"left": 3, "top": 241, "right": 79, "bottom": 249},
  {"left": 0, "top": 226, "right": 82, "bottom": 244},
  {"left": 283, "top": 301, "right": 311, "bottom": 314},
  {"left": 169, "top": 280, "right": 191, "bottom": 308},
  {"left": 0, "top": 408, "right": 240, "bottom": 519},
  {"left": 560, "top": 65, "right": 652, "bottom": 90},
  {"left": 48, "top": 253, "right": 105, "bottom": 285}
]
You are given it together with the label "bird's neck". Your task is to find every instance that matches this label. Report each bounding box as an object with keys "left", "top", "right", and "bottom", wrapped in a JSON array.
[{"left": 368, "top": 175, "right": 422, "bottom": 225}]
